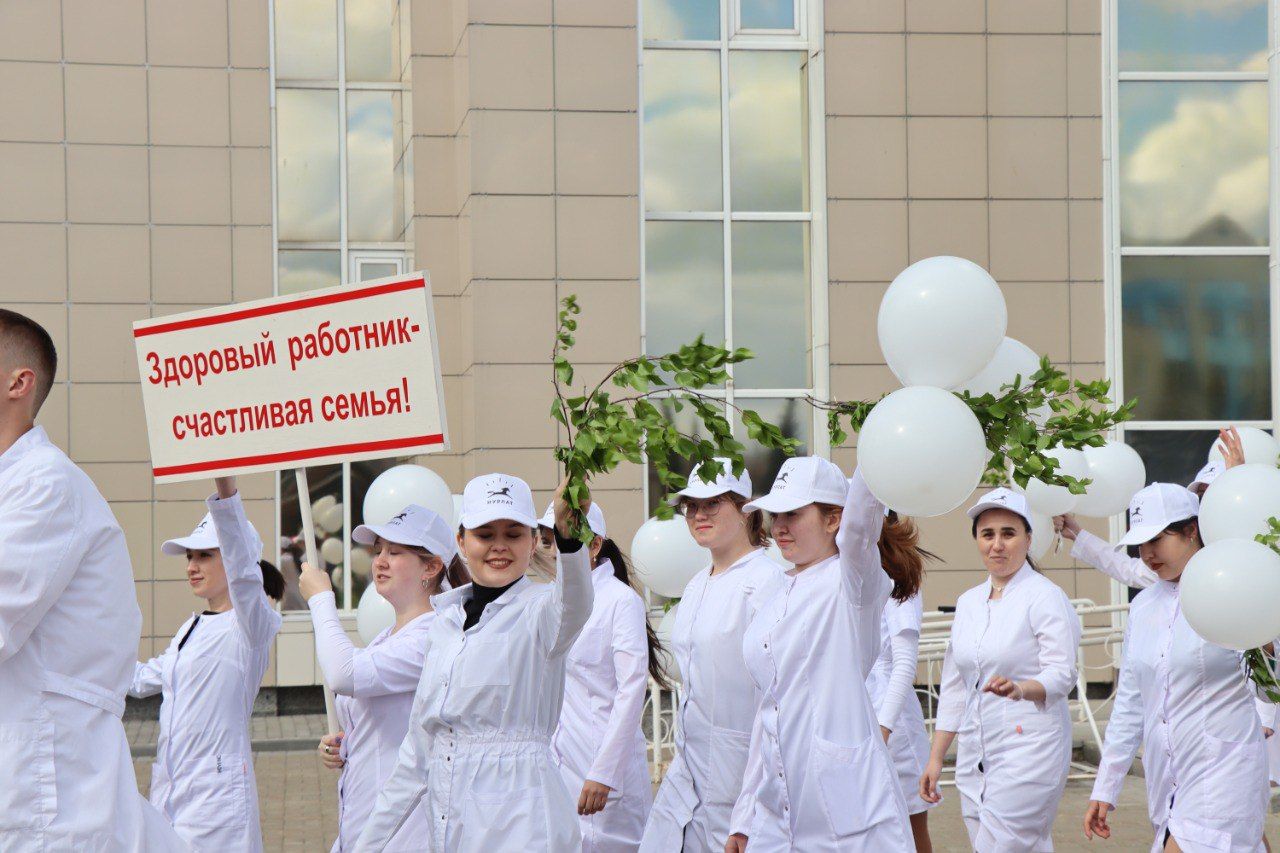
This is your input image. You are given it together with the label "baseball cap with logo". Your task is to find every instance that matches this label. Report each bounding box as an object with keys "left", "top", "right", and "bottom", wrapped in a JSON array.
[
  {"left": 162, "top": 512, "right": 263, "bottom": 557},
  {"left": 1114, "top": 482, "right": 1199, "bottom": 549},
  {"left": 1190, "top": 460, "right": 1223, "bottom": 490},
  {"left": 744, "top": 456, "right": 849, "bottom": 514},
  {"left": 538, "top": 501, "right": 606, "bottom": 537},
  {"left": 353, "top": 503, "right": 458, "bottom": 563},
  {"left": 670, "top": 457, "right": 753, "bottom": 503},
  {"left": 966, "top": 487, "right": 1034, "bottom": 530},
  {"left": 458, "top": 473, "right": 538, "bottom": 529}
]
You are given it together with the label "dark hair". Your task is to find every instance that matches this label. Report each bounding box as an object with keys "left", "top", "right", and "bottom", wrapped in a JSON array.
[
  {"left": 595, "top": 538, "right": 672, "bottom": 690},
  {"left": 970, "top": 510, "right": 1040, "bottom": 572},
  {"left": 0, "top": 309, "right": 57, "bottom": 413},
  {"left": 879, "top": 511, "right": 938, "bottom": 603},
  {"left": 258, "top": 560, "right": 285, "bottom": 602},
  {"left": 401, "top": 542, "right": 471, "bottom": 595},
  {"left": 1125, "top": 516, "right": 1203, "bottom": 559},
  {"left": 728, "top": 495, "right": 771, "bottom": 548}
]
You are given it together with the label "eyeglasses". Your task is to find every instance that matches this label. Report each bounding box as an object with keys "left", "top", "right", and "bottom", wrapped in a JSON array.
[{"left": 678, "top": 496, "right": 729, "bottom": 518}]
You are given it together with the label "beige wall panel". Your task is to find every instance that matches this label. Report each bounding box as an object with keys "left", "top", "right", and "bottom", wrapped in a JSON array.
[
  {"left": 471, "top": 280, "right": 557, "bottom": 363},
  {"left": 906, "top": 200, "right": 989, "bottom": 266},
  {"left": 556, "top": 196, "right": 639, "bottom": 281},
  {"left": 469, "top": 26, "right": 553, "bottom": 110},
  {"left": 1068, "top": 0, "right": 1102, "bottom": 34},
  {"left": 907, "top": 117, "right": 987, "bottom": 198},
  {"left": 1068, "top": 118, "right": 1103, "bottom": 198},
  {"left": 555, "top": 112, "right": 639, "bottom": 197},
  {"left": 470, "top": 111, "right": 554, "bottom": 195},
  {"left": 1003, "top": 282, "right": 1072, "bottom": 364},
  {"left": 826, "top": 34, "right": 905, "bottom": 116},
  {"left": 470, "top": 195, "right": 556, "bottom": 280},
  {"left": 69, "top": 303, "right": 148, "bottom": 382},
  {"left": 554, "top": 27, "right": 637, "bottom": 112},
  {"left": 146, "top": 0, "right": 229, "bottom": 67},
  {"left": 827, "top": 117, "right": 907, "bottom": 200},
  {"left": 0, "top": 224, "right": 68, "bottom": 301},
  {"left": 471, "top": 364, "right": 559, "bottom": 448},
  {"left": 988, "top": 0, "right": 1066, "bottom": 33},
  {"left": 62, "top": 0, "right": 146, "bottom": 64},
  {"left": 906, "top": 35, "right": 986, "bottom": 116},
  {"left": 229, "top": 0, "right": 270, "bottom": 67},
  {"left": 1069, "top": 280, "right": 1106, "bottom": 364},
  {"left": 1069, "top": 200, "right": 1104, "bottom": 280},
  {"left": 64, "top": 65, "right": 148, "bottom": 145},
  {"left": 151, "top": 225, "right": 234, "bottom": 304},
  {"left": 67, "top": 145, "right": 150, "bottom": 224},
  {"left": 82, "top": 462, "right": 159, "bottom": 503},
  {"left": 70, "top": 383, "right": 149, "bottom": 462},
  {"left": 15, "top": 303, "right": 68, "bottom": 383},
  {"left": 827, "top": 200, "right": 908, "bottom": 281},
  {"left": 0, "top": 143, "right": 65, "bottom": 222},
  {"left": 825, "top": 0, "right": 904, "bottom": 33},
  {"left": 232, "top": 225, "right": 274, "bottom": 301},
  {"left": 69, "top": 225, "right": 150, "bottom": 303},
  {"left": 561, "top": 281, "right": 640, "bottom": 365},
  {"left": 989, "top": 200, "right": 1069, "bottom": 281},
  {"left": 906, "top": 0, "right": 985, "bottom": 33},
  {"left": 468, "top": 0, "right": 550, "bottom": 25},
  {"left": 988, "top": 118, "right": 1068, "bottom": 199},
  {"left": 988, "top": 35, "right": 1067, "bottom": 116},
  {"left": 0, "top": 0, "right": 62, "bottom": 61},
  {"left": 150, "top": 147, "right": 233, "bottom": 225},
  {"left": 0, "top": 62, "right": 63, "bottom": 142},
  {"left": 1067, "top": 34, "right": 1103, "bottom": 116},
  {"left": 36, "top": 383, "right": 69, "bottom": 450},
  {"left": 555, "top": 0, "right": 639, "bottom": 27},
  {"left": 828, "top": 282, "right": 888, "bottom": 365},
  {"left": 230, "top": 70, "right": 271, "bottom": 147},
  {"left": 149, "top": 67, "right": 231, "bottom": 147},
  {"left": 112, "top": 502, "right": 154, "bottom": 582},
  {"left": 231, "top": 148, "right": 272, "bottom": 225}
]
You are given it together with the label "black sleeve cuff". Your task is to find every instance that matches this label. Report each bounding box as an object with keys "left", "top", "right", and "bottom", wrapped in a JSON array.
[{"left": 554, "top": 530, "right": 583, "bottom": 553}]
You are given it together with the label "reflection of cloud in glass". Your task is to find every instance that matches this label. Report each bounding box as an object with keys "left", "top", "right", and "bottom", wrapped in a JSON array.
[
  {"left": 729, "top": 51, "right": 806, "bottom": 212},
  {"left": 346, "top": 0, "right": 398, "bottom": 82},
  {"left": 643, "top": 0, "right": 720, "bottom": 41},
  {"left": 644, "top": 50, "right": 722, "bottom": 212},
  {"left": 279, "top": 249, "right": 341, "bottom": 294},
  {"left": 645, "top": 221, "right": 724, "bottom": 358},
  {"left": 347, "top": 91, "right": 396, "bottom": 241},
  {"left": 276, "top": 0, "right": 338, "bottom": 79},
  {"left": 1120, "top": 82, "right": 1267, "bottom": 246},
  {"left": 277, "top": 89, "right": 341, "bottom": 241},
  {"left": 1119, "top": 0, "right": 1265, "bottom": 71},
  {"left": 732, "top": 222, "right": 809, "bottom": 388},
  {"left": 740, "top": 0, "right": 793, "bottom": 29}
]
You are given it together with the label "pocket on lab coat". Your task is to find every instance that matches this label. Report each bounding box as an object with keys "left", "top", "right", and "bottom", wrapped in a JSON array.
[
  {"left": 460, "top": 787, "right": 547, "bottom": 851},
  {"left": 0, "top": 720, "right": 57, "bottom": 831},
  {"left": 812, "top": 734, "right": 899, "bottom": 838},
  {"left": 172, "top": 754, "right": 250, "bottom": 828},
  {"left": 458, "top": 640, "right": 513, "bottom": 688},
  {"left": 1206, "top": 734, "right": 1268, "bottom": 819},
  {"left": 705, "top": 726, "right": 751, "bottom": 806}
]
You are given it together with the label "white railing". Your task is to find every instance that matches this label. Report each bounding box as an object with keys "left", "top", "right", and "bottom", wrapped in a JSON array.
[{"left": 642, "top": 599, "right": 1129, "bottom": 785}]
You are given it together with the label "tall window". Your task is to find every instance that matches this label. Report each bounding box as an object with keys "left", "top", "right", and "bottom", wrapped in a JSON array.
[
  {"left": 272, "top": 0, "right": 411, "bottom": 609},
  {"left": 1109, "top": 0, "right": 1274, "bottom": 486},
  {"left": 640, "top": 0, "right": 823, "bottom": 507}
]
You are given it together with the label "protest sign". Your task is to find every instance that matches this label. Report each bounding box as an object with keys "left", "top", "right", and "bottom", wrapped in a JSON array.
[{"left": 133, "top": 272, "right": 449, "bottom": 484}]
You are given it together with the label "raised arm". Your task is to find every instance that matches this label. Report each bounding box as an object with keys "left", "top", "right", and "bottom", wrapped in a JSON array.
[
  {"left": 309, "top": 589, "right": 433, "bottom": 698},
  {"left": 587, "top": 592, "right": 651, "bottom": 792},
  {"left": 1070, "top": 529, "right": 1156, "bottom": 589},
  {"left": 540, "top": 479, "right": 595, "bottom": 657},
  {"left": 835, "top": 468, "right": 893, "bottom": 675},
  {"left": 207, "top": 486, "right": 281, "bottom": 648}
]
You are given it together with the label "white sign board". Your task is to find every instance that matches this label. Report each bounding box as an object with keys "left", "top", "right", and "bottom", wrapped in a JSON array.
[{"left": 133, "top": 272, "right": 449, "bottom": 484}]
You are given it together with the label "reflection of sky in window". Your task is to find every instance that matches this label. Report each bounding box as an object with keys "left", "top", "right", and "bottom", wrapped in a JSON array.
[
  {"left": 1119, "top": 82, "right": 1267, "bottom": 246},
  {"left": 346, "top": 0, "right": 398, "bottom": 81},
  {"left": 277, "top": 90, "right": 340, "bottom": 241},
  {"left": 644, "top": 221, "right": 724, "bottom": 356},
  {"left": 644, "top": 50, "right": 722, "bottom": 212},
  {"left": 279, "top": 249, "right": 340, "bottom": 294},
  {"left": 1121, "top": 256, "right": 1270, "bottom": 420},
  {"left": 740, "top": 0, "right": 793, "bottom": 29},
  {"left": 643, "top": 0, "right": 720, "bottom": 40},
  {"left": 734, "top": 398, "right": 809, "bottom": 491},
  {"left": 729, "top": 51, "right": 806, "bottom": 211},
  {"left": 347, "top": 91, "right": 396, "bottom": 241},
  {"left": 276, "top": 0, "right": 337, "bottom": 79},
  {"left": 732, "top": 222, "right": 809, "bottom": 388},
  {"left": 645, "top": 396, "right": 724, "bottom": 511},
  {"left": 1119, "top": 0, "right": 1266, "bottom": 71}
]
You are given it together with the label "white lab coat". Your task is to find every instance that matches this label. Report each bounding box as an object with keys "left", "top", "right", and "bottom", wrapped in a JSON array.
[
  {"left": 131, "top": 492, "right": 281, "bottom": 851},
  {"left": 1091, "top": 579, "right": 1271, "bottom": 852},
  {"left": 354, "top": 542, "right": 595, "bottom": 852},
  {"left": 935, "top": 562, "right": 1081, "bottom": 852},
  {"left": 0, "top": 426, "right": 185, "bottom": 851},
  {"left": 730, "top": 470, "right": 913, "bottom": 852},
  {"left": 866, "top": 592, "right": 934, "bottom": 815},
  {"left": 640, "top": 549, "right": 780, "bottom": 853},
  {"left": 309, "top": 591, "right": 435, "bottom": 851},
  {"left": 552, "top": 560, "right": 653, "bottom": 851}
]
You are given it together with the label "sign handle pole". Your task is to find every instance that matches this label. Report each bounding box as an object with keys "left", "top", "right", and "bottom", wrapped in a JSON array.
[{"left": 295, "top": 467, "right": 340, "bottom": 735}]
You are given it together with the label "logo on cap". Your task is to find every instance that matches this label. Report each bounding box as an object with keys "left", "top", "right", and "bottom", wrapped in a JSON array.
[
  {"left": 991, "top": 493, "right": 1007, "bottom": 504},
  {"left": 776, "top": 471, "right": 790, "bottom": 486},
  {"left": 488, "top": 486, "right": 513, "bottom": 499},
  {"left": 194, "top": 520, "right": 208, "bottom": 531},
  {"left": 390, "top": 511, "right": 408, "bottom": 524},
  {"left": 1131, "top": 504, "right": 1144, "bottom": 523}
]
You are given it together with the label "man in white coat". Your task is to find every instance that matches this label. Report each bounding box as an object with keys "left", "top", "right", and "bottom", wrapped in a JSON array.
[{"left": 0, "top": 310, "right": 185, "bottom": 851}]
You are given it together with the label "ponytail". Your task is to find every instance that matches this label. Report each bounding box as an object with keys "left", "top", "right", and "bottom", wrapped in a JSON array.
[
  {"left": 445, "top": 554, "right": 470, "bottom": 590},
  {"left": 596, "top": 538, "right": 672, "bottom": 690},
  {"left": 259, "top": 559, "right": 285, "bottom": 602},
  {"left": 878, "top": 512, "right": 937, "bottom": 603}
]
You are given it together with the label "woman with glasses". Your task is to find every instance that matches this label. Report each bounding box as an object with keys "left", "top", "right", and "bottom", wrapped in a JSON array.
[{"left": 641, "top": 460, "right": 783, "bottom": 853}]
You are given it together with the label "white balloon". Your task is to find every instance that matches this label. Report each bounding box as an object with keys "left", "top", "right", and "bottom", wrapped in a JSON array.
[
  {"left": 1208, "top": 427, "right": 1279, "bottom": 467},
  {"left": 1029, "top": 512, "right": 1053, "bottom": 561},
  {"left": 631, "top": 516, "right": 709, "bottom": 598},
  {"left": 858, "top": 386, "right": 987, "bottom": 517},
  {"left": 330, "top": 567, "right": 344, "bottom": 590},
  {"left": 348, "top": 547, "right": 374, "bottom": 578},
  {"left": 1198, "top": 464, "right": 1280, "bottom": 545},
  {"left": 356, "top": 583, "right": 395, "bottom": 645},
  {"left": 1180, "top": 538, "right": 1280, "bottom": 650},
  {"left": 1021, "top": 447, "right": 1087, "bottom": 517},
  {"left": 878, "top": 256, "right": 1007, "bottom": 389},
  {"left": 320, "top": 536, "right": 345, "bottom": 565},
  {"left": 655, "top": 606, "right": 681, "bottom": 684},
  {"left": 1073, "top": 442, "right": 1147, "bottom": 518},
  {"left": 452, "top": 494, "right": 464, "bottom": 528},
  {"left": 952, "top": 337, "right": 1041, "bottom": 399},
  {"left": 311, "top": 494, "right": 337, "bottom": 518},
  {"left": 317, "top": 503, "right": 345, "bottom": 534},
  {"left": 363, "top": 465, "right": 453, "bottom": 526}
]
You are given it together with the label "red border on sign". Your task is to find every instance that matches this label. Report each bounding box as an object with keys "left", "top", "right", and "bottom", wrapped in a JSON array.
[
  {"left": 134, "top": 278, "right": 426, "bottom": 338},
  {"left": 152, "top": 433, "right": 445, "bottom": 477}
]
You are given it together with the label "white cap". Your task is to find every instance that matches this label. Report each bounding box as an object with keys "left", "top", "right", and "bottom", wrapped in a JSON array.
[
  {"left": 353, "top": 503, "right": 457, "bottom": 564},
  {"left": 538, "top": 501, "right": 607, "bottom": 537},
  {"left": 1115, "top": 482, "right": 1199, "bottom": 549},
  {"left": 162, "top": 512, "right": 262, "bottom": 557},
  {"left": 671, "top": 457, "right": 752, "bottom": 502},
  {"left": 744, "top": 456, "right": 848, "bottom": 514},
  {"left": 1190, "top": 460, "right": 1223, "bottom": 489},
  {"left": 458, "top": 473, "right": 538, "bottom": 529},
  {"left": 967, "top": 488, "right": 1034, "bottom": 530}
]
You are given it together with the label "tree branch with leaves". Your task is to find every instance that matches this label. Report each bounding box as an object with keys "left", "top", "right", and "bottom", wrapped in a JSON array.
[{"left": 1246, "top": 517, "right": 1280, "bottom": 702}]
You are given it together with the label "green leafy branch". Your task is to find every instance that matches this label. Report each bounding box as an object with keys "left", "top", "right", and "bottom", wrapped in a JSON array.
[
  {"left": 812, "top": 357, "right": 1136, "bottom": 493},
  {"left": 1248, "top": 517, "right": 1280, "bottom": 702},
  {"left": 552, "top": 295, "right": 800, "bottom": 543}
]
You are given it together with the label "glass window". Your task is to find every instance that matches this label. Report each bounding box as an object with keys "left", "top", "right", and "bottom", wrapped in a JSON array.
[
  {"left": 275, "top": 0, "right": 338, "bottom": 80},
  {"left": 645, "top": 397, "right": 724, "bottom": 512},
  {"left": 358, "top": 261, "right": 399, "bottom": 281},
  {"left": 1119, "top": 82, "right": 1268, "bottom": 247},
  {"left": 645, "top": 221, "right": 725, "bottom": 356},
  {"left": 279, "top": 249, "right": 341, "bottom": 294},
  {"left": 729, "top": 51, "right": 807, "bottom": 212},
  {"left": 733, "top": 397, "right": 810, "bottom": 489},
  {"left": 347, "top": 91, "right": 398, "bottom": 241},
  {"left": 731, "top": 222, "right": 809, "bottom": 388},
  {"left": 345, "top": 0, "right": 400, "bottom": 82},
  {"left": 279, "top": 464, "right": 344, "bottom": 610},
  {"left": 1118, "top": 0, "right": 1267, "bottom": 72},
  {"left": 643, "top": 50, "right": 723, "bottom": 212},
  {"left": 739, "top": 0, "right": 794, "bottom": 30},
  {"left": 1124, "top": 429, "right": 1223, "bottom": 490},
  {"left": 1121, "top": 255, "right": 1270, "bottom": 421},
  {"left": 277, "top": 89, "right": 341, "bottom": 241},
  {"left": 643, "top": 0, "right": 720, "bottom": 41}
]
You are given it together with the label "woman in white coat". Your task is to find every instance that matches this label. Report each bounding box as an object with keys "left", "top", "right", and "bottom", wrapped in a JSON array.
[
  {"left": 1083, "top": 483, "right": 1273, "bottom": 852},
  {"left": 869, "top": 511, "right": 939, "bottom": 852},
  {"left": 354, "top": 473, "right": 594, "bottom": 852},
  {"left": 540, "top": 502, "right": 663, "bottom": 851},
  {"left": 920, "top": 488, "right": 1081, "bottom": 852},
  {"left": 641, "top": 459, "right": 781, "bottom": 853},
  {"left": 727, "top": 457, "right": 913, "bottom": 852},
  {"left": 300, "top": 503, "right": 469, "bottom": 851},
  {"left": 130, "top": 475, "right": 284, "bottom": 851}
]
